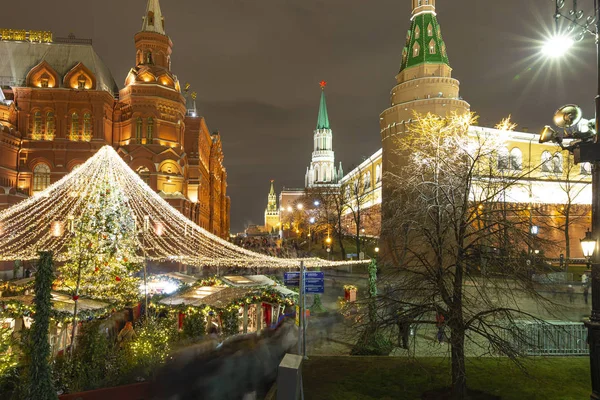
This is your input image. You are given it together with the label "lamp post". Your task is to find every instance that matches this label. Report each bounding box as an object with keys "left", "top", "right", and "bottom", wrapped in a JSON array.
[
  {"left": 544, "top": 2, "right": 600, "bottom": 398},
  {"left": 582, "top": 230, "right": 596, "bottom": 269},
  {"left": 326, "top": 236, "right": 332, "bottom": 261}
]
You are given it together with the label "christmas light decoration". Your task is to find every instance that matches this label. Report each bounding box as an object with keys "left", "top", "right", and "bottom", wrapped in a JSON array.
[{"left": 0, "top": 146, "right": 368, "bottom": 269}]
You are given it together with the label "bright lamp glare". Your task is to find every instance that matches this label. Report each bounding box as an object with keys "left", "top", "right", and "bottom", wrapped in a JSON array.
[{"left": 541, "top": 34, "right": 574, "bottom": 58}]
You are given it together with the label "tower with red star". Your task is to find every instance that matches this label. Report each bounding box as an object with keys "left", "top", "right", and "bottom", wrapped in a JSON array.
[{"left": 305, "top": 82, "right": 343, "bottom": 188}]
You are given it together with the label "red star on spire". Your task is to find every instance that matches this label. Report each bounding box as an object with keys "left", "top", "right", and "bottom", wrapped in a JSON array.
[{"left": 319, "top": 80, "right": 327, "bottom": 89}]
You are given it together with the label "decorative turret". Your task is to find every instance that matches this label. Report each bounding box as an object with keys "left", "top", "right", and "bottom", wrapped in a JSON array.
[
  {"left": 141, "top": 0, "right": 166, "bottom": 35},
  {"left": 184, "top": 83, "right": 198, "bottom": 117},
  {"left": 134, "top": 0, "right": 172, "bottom": 71},
  {"left": 400, "top": 0, "right": 448, "bottom": 73},
  {"left": 305, "top": 81, "right": 341, "bottom": 188}
]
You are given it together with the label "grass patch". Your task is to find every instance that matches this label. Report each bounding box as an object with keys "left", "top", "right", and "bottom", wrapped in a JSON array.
[{"left": 303, "top": 356, "right": 590, "bottom": 400}]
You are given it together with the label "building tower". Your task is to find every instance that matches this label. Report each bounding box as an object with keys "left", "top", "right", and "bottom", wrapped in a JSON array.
[
  {"left": 379, "top": 0, "right": 470, "bottom": 189},
  {"left": 264, "top": 180, "right": 280, "bottom": 233},
  {"left": 114, "top": 0, "right": 186, "bottom": 197},
  {"left": 305, "top": 82, "right": 343, "bottom": 188}
]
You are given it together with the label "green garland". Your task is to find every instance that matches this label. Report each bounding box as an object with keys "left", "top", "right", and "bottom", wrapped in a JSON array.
[
  {"left": 0, "top": 299, "right": 114, "bottom": 323},
  {"left": 28, "top": 251, "right": 58, "bottom": 400}
]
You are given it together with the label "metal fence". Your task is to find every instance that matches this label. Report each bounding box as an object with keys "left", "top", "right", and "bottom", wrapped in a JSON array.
[
  {"left": 505, "top": 320, "right": 588, "bottom": 356},
  {"left": 531, "top": 272, "right": 574, "bottom": 284}
]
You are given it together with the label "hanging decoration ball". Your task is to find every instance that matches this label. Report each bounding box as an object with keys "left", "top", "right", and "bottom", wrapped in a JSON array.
[
  {"left": 115, "top": 276, "right": 121, "bottom": 282},
  {"left": 94, "top": 267, "right": 99, "bottom": 272},
  {"left": 72, "top": 295, "right": 79, "bottom": 301}
]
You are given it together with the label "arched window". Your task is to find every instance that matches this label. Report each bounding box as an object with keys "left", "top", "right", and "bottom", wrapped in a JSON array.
[
  {"left": 40, "top": 73, "right": 49, "bottom": 88},
  {"left": 581, "top": 162, "right": 592, "bottom": 175},
  {"left": 509, "top": 147, "right": 522, "bottom": 170},
  {"left": 137, "top": 166, "right": 150, "bottom": 185},
  {"left": 429, "top": 39, "right": 436, "bottom": 54},
  {"left": 33, "top": 164, "right": 51, "bottom": 193},
  {"left": 497, "top": 147, "right": 509, "bottom": 170},
  {"left": 148, "top": 11, "right": 155, "bottom": 26},
  {"left": 417, "top": 0, "right": 422, "bottom": 6},
  {"left": 32, "top": 111, "right": 42, "bottom": 139},
  {"left": 136, "top": 117, "right": 143, "bottom": 141},
  {"left": 376, "top": 164, "right": 382, "bottom": 183},
  {"left": 413, "top": 42, "right": 420, "bottom": 57},
  {"left": 147, "top": 117, "right": 154, "bottom": 140},
  {"left": 415, "top": 26, "right": 421, "bottom": 40},
  {"left": 427, "top": 23, "right": 433, "bottom": 36},
  {"left": 44, "top": 111, "right": 55, "bottom": 140},
  {"left": 83, "top": 113, "right": 92, "bottom": 141},
  {"left": 364, "top": 171, "right": 372, "bottom": 190},
  {"left": 147, "top": 51, "right": 153, "bottom": 65},
  {"left": 77, "top": 74, "right": 86, "bottom": 89},
  {"left": 314, "top": 167, "right": 319, "bottom": 182},
  {"left": 553, "top": 152, "right": 563, "bottom": 173},
  {"left": 541, "top": 151, "right": 552, "bottom": 172},
  {"left": 70, "top": 113, "right": 79, "bottom": 141}
]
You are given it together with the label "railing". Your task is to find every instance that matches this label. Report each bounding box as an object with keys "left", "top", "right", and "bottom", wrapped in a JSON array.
[
  {"left": 503, "top": 321, "right": 588, "bottom": 356},
  {"left": 54, "top": 36, "right": 92, "bottom": 45}
]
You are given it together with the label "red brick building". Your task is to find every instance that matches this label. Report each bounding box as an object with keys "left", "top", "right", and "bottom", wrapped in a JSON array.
[{"left": 0, "top": 0, "right": 229, "bottom": 238}]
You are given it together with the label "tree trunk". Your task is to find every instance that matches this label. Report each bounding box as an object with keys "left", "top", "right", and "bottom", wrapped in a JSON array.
[
  {"left": 564, "top": 210, "right": 570, "bottom": 271},
  {"left": 450, "top": 326, "right": 467, "bottom": 399}
]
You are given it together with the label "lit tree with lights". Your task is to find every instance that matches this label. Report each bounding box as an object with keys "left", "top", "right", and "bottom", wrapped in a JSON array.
[
  {"left": 58, "top": 174, "right": 140, "bottom": 350},
  {"left": 379, "top": 112, "right": 553, "bottom": 399}
]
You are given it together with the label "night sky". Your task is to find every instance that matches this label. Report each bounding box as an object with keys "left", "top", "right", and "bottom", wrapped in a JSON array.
[{"left": 5, "top": 0, "right": 598, "bottom": 232}]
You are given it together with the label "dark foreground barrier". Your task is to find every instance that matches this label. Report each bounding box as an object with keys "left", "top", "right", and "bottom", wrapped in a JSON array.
[{"left": 58, "top": 382, "right": 151, "bottom": 400}]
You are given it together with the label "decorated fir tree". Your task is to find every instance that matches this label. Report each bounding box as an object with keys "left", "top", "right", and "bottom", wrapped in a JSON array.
[{"left": 57, "top": 174, "right": 140, "bottom": 349}]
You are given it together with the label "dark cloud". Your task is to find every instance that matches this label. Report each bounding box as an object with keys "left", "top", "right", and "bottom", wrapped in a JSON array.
[{"left": 6, "top": 0, "right": 596, "bottom": 231}]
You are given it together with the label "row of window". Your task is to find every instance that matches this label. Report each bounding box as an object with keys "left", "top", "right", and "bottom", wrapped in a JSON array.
[
  {"left": 136, "top": 117, "right": 155, "bottom": 141},
  {"left": 412, "top": 40, "right": 439, "bottom": 57},
  {"left": 497, "top": 148, "right": 591, "bottom": 175},
  {"left": 31, "top": 111, "right": 92, "bottom": 141}
]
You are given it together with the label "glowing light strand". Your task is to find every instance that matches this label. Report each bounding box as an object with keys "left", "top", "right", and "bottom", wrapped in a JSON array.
[{"left": 0, "top": 146, "right": 368, "bottom": 268}]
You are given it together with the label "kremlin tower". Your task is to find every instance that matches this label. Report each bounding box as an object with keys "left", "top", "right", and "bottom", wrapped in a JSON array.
[
  {"left": 305, "top": 82, "right": 343, "bottom": 188},
  {"left": 380, "top": 0, "right": 470, "bottom": 184}
]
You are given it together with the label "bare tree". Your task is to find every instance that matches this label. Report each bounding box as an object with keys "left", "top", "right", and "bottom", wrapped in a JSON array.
[
  {"left": 340, "top": 166, "right": 373, "bottom": 257},
  {"left": 303, "top": 186, "right": 347, "bottom": 259},
  {"left": 538, "top": 150, "right": 590, "bottom": 270},
  {"left": 378, "top": 112, "right": 553, "bottom": 399}
]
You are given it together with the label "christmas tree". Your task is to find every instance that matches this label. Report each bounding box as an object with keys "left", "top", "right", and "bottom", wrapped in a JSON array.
[{"left": 57, "top": 172, "right": 140, "bottom": 348}]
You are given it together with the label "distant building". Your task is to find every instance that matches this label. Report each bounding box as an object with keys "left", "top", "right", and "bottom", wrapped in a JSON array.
[
  {"left": 264, "top": 180, "right": 280, "bottom": 233},
  {"left": 0, "top": 0, "right": 229, "bottom": 238}
]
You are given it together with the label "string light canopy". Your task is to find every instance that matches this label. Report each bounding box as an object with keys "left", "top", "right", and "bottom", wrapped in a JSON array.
[{"left": 0, "top": 146, "right": 367, "bottom": 269}]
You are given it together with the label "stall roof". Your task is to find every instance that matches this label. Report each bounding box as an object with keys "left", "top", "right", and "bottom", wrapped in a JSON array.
[
  {"left": 158, "top": 285, "right": 226, "bottom": 307},
  {"left": 1, "top": 292, "right": 109, "bottom": 314},
  {"left": 221, "top": 275, "right": 276, "bottom": 287}
]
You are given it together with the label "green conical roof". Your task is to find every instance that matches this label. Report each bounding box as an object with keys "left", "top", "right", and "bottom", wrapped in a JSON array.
[
  {"left": 400, "top": 12, "right": 449, "bottom": 72},
  {"left": 316, "top": 89, "right": 330, "bottom": 130}
]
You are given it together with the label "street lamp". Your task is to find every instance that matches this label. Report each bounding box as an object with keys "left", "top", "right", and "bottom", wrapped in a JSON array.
[
  {"left": 326, "top": 236, "right": 332, "bottom": 260},
  {"left": 543, "top": 2, "right": 600, "bottom": 398},
  {"left": 582, "top": 230, "right": 596, "bottom": 265}
]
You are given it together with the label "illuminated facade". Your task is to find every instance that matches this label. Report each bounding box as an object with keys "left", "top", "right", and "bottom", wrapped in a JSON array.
[
  {"left": 340, "top": 0, "right": 592, "bottom": 257},
  {"left": 0, "top": 0, "right": 229, "bottom": 238},
  {"left": 264, "top": 180, "right": 280, "bottom": 233}
]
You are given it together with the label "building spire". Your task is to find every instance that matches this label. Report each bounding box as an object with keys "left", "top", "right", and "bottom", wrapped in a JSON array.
[
  {"left": 316, "top": 81, "right": 330, "bottom": 130},
  {"left": 269, "top": 179, "right": 275, "bottom": 196},
  {"left": 400, "top": 0, "right": 447, "bottom": 73},
  {"left": 141, "top": 0, "right": 166, "bottom": 35}
]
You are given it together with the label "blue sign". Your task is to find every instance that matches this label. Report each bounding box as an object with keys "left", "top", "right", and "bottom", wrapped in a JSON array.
[
  {"left": 304, "top": 272, "right": 324, "bottom": 280},
  {"left": 284, "top": 272, "right": 300, "bottom": 286},
  {"left": 284, "top": 271, "right": 324, "bottom": 293},
  {"left": 305, "top": 285, "right": 325, "bottom": 294}
]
